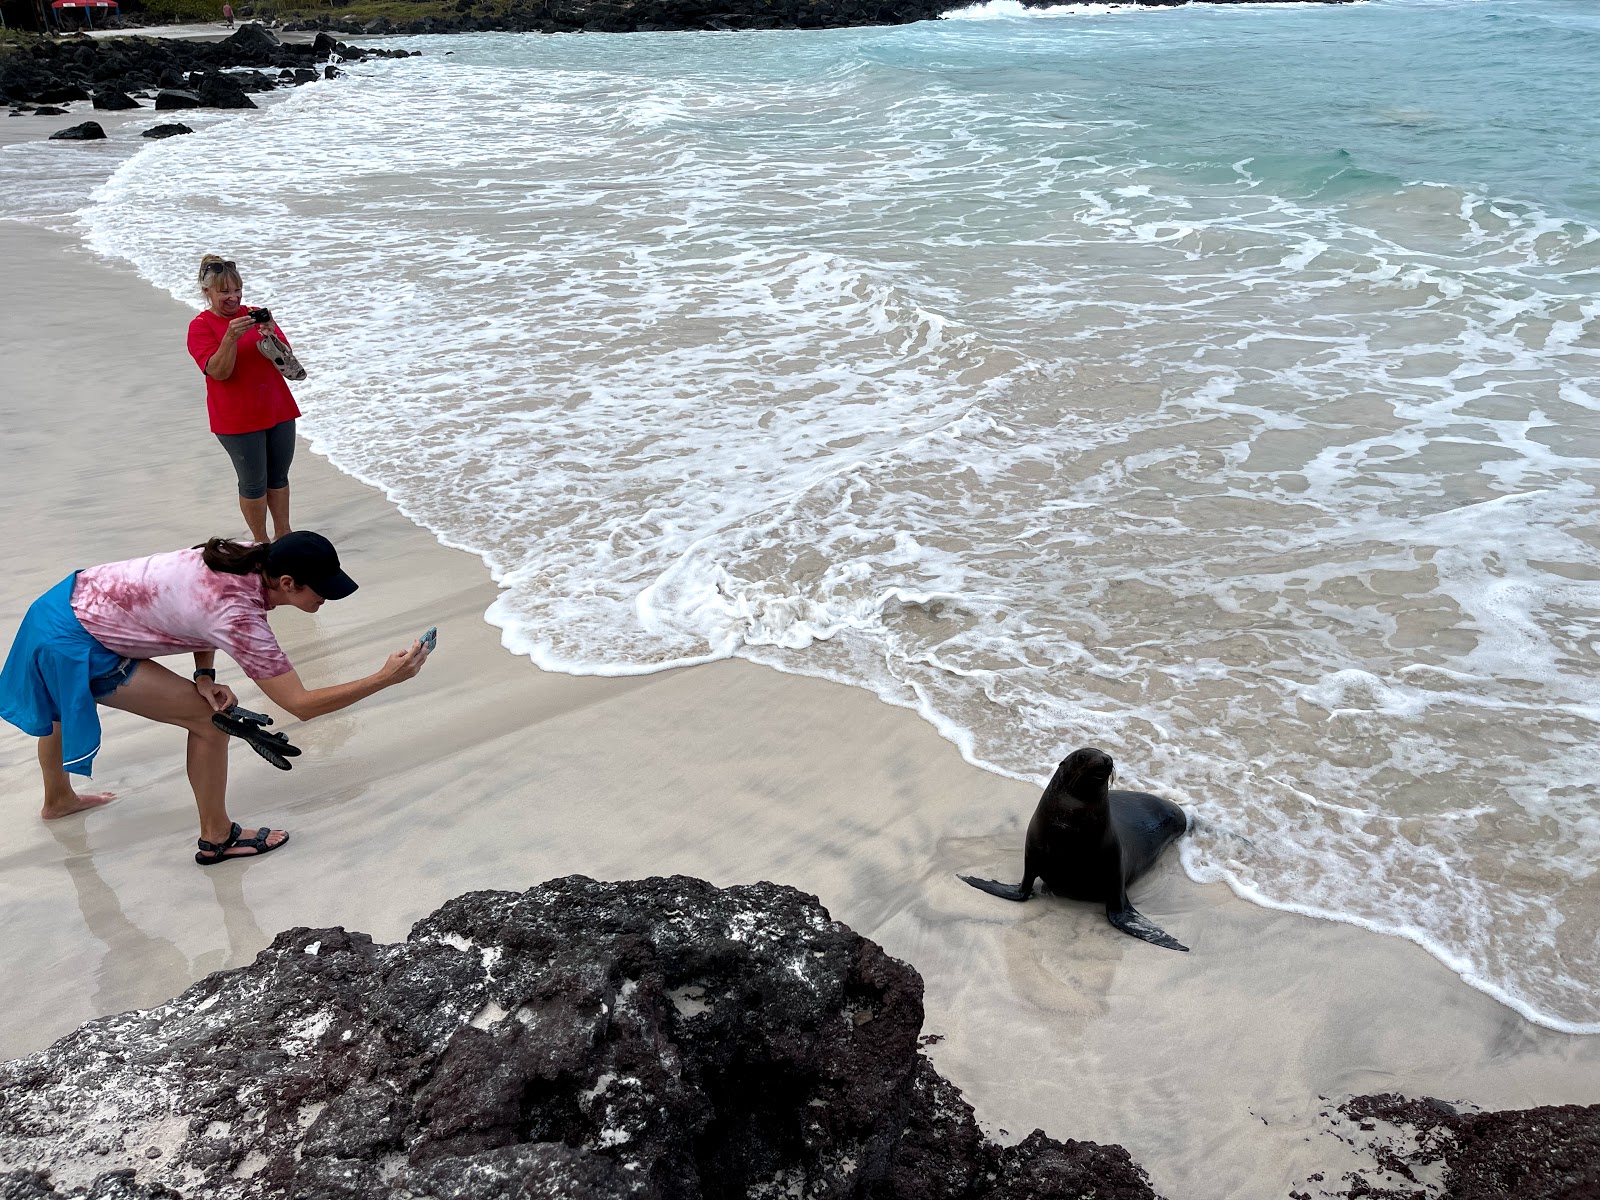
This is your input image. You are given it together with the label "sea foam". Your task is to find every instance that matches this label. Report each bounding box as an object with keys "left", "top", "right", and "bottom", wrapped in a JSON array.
[{"left": 35, "top": 1, "right": 1600, "bottom": 1032}]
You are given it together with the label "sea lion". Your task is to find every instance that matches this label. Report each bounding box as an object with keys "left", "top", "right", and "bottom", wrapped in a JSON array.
[{"left": 960, "top": 746, "right": 1190, "bottom": 952}]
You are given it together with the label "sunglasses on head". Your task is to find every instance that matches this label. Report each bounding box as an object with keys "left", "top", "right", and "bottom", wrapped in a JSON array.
[{"left": 202, "top": 260, "right": 237, "bottom": 276}]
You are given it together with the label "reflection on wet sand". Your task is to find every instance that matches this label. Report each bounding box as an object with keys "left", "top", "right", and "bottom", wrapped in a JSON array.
[{"left": 49, "top": 821, "right": 268, "bottom": 1017}]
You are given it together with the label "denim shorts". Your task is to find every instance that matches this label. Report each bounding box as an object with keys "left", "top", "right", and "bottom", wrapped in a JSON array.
[{"left": 88, "top": 656, "right": 138, "bottom": 699}]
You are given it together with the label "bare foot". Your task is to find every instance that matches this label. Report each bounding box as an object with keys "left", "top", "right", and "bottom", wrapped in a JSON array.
[{"left": 41, "top": 791, "right": 116, "bottom": 820}]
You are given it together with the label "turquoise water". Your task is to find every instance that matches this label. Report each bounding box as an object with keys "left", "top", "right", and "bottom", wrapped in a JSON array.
[
  {"left": 941, "top": 0, "right": 1600, "bottom": 222},
  {"left": 4, "top": 0, "right": 1596, "bottom": 1030}
]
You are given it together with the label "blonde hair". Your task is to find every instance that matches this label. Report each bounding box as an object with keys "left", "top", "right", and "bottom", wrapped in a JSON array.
[{"left": 197, "top": 254, "right": 242, "bottom": 295}]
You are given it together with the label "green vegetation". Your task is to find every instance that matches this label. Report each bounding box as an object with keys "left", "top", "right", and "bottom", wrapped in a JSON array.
[
  {"left": 133, "top": 0, "right": 230, "bottom": 22},
  {"left": 0, "top": 28, "right": 48, "bottom": 52}
]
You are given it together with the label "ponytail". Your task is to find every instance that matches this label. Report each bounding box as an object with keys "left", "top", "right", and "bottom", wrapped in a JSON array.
[{"left": 199, "top": 537, "right": 271, "bottom": 576}]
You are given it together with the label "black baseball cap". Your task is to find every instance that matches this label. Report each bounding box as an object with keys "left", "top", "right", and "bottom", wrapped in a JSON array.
[{"left": 264, "top": 531, "right": 358, "bottom": 600}]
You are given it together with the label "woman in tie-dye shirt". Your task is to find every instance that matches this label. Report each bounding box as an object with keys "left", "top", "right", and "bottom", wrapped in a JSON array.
[{"left": 0, "top": 532, "right": 430, "bottom": 865}]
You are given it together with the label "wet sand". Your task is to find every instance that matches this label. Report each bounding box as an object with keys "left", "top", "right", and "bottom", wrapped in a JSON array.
[{"left": 1, "top": 212, "right": 1596, "bottom": 1197}]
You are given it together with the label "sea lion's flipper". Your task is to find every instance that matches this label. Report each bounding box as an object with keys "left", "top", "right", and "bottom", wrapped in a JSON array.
[
  {"left": 959, "top": 875, "right": 1033, "bottom": 902},
  {"left": 1108, "top": 904, "right": 1188, "bottom": 952}
]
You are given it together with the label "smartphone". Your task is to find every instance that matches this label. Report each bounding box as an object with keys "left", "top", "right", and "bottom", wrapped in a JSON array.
[{"left": 419, "top": 626, "right": 438, "bottom": 653}]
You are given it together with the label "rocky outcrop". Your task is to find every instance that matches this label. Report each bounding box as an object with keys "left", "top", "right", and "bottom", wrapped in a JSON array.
[
  {"left": 194, "top": 71, "right": 256, "bottom": 109},
  {"left": 90, "top": 89, "right": 141, "bottom": 110},
  {"left": 0, "top": 28, "right": 415, "bottom": 110},
  {"left": 139, "top": 123, "right": 193, "bottom": 138},
  {"left": 0, "top": 876, "right": 1158, "bottom": 1200},
  {"left": 47, "top": 120, "right": 105, "bottom": 139},
  {"left": 272, "top": 0, "right": 1347, "bottom": 35},
  {"left": 281, "top": 0, "right": 945, "bottom": 36},
  {"left": 150, "top": 89, "right": 200, "bottom": 110},
  {"left": 1296, "top": 1093, "right": 1600, "bottom": 1200}
]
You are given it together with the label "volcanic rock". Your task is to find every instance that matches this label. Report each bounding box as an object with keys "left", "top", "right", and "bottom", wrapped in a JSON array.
[
  {"left": 152, "top": 90, "right": 201, "bottom": 111},
  {"left": 195, "top": 72, "right": 257, "bottom": 109},
  {"left": 34, "top": 83, "right": 91, "bottom": 104},
  {"left": 0, "top": 876, "right": 1157, "bottom": 1199},
  {"left": 219, "top": 21, "right": 282, "bottom": 56},
  {"left": 1309, "top": 1093, "right": 1600, "bottom": 1199},
  {"left": 92, "top": 89, "right": 141, "bottom": 110},
  {"left": 140, "top": 123, "right": 194, "bottom": 139},
  {"left": 0, "top": 32, "right": 392, "bottom": 112},
  {"left": 48, "top": 120, "right": 106, "bottom": 140}
]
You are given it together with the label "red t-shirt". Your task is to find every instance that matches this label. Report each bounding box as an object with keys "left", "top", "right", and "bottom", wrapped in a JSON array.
[{"left": 187, "top": 306, "right": 303, "bottom": 436}]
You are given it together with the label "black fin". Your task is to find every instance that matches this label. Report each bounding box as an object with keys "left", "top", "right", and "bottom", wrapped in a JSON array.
[
  {"left": 212, "top": 710, "right": 301, "bottom": 770},
  {"left": 959, "top": 875, "right": 1032, "bottom": 903},
  {"left": 1108, "top": 906, "right": 1188, "bottom": 952}
]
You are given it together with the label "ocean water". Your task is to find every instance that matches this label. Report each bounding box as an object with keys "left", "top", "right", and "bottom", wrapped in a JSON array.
[{"left": 4, "top": 0, "right": 1598, "bottom": 1031}]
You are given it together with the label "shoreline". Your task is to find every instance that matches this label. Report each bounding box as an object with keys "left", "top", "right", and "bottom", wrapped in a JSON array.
[
  {"left": 3, "top": 114, "right": 1598, "bottom": 1200},
  {"left": 8, "top": 21, "right": 1595, "bottom": 1045},
  {"left": 55, "top": 0, "right": 1357, "bottom": 40}
]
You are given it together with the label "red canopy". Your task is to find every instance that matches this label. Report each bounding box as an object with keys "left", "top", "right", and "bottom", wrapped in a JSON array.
[{"left": 52, "top": 1, "right": 120, "bottom": 7}]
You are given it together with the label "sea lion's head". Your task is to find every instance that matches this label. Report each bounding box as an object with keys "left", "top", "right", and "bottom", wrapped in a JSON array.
[{"left": 1052, "top": 746, "right": 1115, "bottom": 800}]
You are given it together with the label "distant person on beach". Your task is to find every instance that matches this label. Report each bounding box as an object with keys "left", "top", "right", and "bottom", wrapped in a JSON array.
[
  {"left": 222, "top": 2, "right": 234, "bottom": 26},
  {"left": 188, "top": 255, "right": 300, "bottom": 544},
  {"left": 0, "top": 533, "right": 430, "bottom": 865}
]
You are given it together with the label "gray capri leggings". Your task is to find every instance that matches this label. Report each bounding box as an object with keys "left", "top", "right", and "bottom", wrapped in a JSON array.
[{"left": 215, "top": 419, "right": 296, "bottom": 500}]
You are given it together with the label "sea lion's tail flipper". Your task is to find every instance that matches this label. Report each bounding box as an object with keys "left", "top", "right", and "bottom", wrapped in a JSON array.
[
  {"left": 959, "top": 875, "right": 1032, "bottom": 903},
  {"left": 1109, "top": 905, "right": 1189, "bottom": 952}
]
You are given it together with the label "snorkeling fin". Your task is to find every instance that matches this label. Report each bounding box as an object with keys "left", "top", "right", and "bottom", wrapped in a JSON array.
[{"left": 212, "top": 705, "right": 301, "bottom": 771}]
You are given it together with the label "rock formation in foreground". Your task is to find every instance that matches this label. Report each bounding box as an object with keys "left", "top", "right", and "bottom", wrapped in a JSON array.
[
  {"left": 1295, "top": 1092, "right": 1600, "bottom": 1200},
  {"left": 0, "top": 875, "right": 1158, "bottom": 1200}
]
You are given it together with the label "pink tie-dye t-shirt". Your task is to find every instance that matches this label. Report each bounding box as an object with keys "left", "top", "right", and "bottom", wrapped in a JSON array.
[{"left": 71, "top": 548, "right": 293, "bottom": 681}]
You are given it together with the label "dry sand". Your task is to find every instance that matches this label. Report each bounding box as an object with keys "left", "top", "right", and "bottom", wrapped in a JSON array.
[{"left": 1, "top": 186, "right": 1597, "bottom": 1197}]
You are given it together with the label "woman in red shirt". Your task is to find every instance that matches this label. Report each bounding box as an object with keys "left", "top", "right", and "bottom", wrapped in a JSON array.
[{"left": 187, "top": 256, "right": 302, "bottom": 543}]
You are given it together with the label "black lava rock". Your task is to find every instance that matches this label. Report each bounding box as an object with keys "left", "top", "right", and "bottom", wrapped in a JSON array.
[
  {"left": 92, "top": 89, "right": 141, "bottom": 110},
  {"left": 141, "top": 122, "right": 194, "bottom": 139},
  {"left": 48, "top": 120, "right": 106, "bottom": 140},
  {"left": 0, "top": 30, "right": 392, "bottom": 111},
  {"left": 219, "top": 21, "right": 282, "bottom": 57},
  {"left": 0, "top": 876, "right": 1157, "bottom": 1199},
  {"left": 1326, "top": 1093, "right": 1600, "bottom": 1200},
  {"left": 34, "top": 83, "right": 91, "bottom": 104},
  {"left": 152, "top": 90, "right": 201, "bottom": 111},
  {"left": 195, "top": 72, "right": 258, "bottom": 109},
  {"left": 32, "top": 106, "right": 68, "bottom": 116}
]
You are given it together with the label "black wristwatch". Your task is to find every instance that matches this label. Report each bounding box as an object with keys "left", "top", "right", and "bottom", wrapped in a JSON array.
[{"left": 193, "top": 668, "right": 217, "bottom": 682}]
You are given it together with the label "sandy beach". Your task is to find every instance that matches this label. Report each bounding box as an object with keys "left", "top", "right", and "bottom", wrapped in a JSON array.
[{"left": 2, "top": 143, "right": 1598, "bottom": 1197}]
